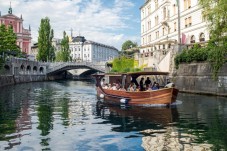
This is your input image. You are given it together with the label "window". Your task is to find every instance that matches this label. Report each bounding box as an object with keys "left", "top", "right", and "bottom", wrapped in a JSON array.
[
  {"left": 156, "top": 31, "right": 159, "bottom": 39},
  {"left": 155, "top": 16, "right": 159, "bottom": 26},
  {"left": 174, "top": 22, "right": 177, "bottom": 31},
  {"left": 184, "top": 0, "right": 191, "bottom": 10},
  {"left": 148, "top": 35, "right": 151, "bottom": 42},
  {"left": 147, "top": 20, "right": 151, "bottom": 30},
  {"left": 173, "top": 4, "right": 176, "bottom": 15},
  {"left": 188, "top": 17, "right": 192, "bottom": 26},
  {"left": 199, "top": 33, "right": 205, "bottom": 42},
  {"left": 185, "top": 18, "right": 188, "bottom": 28},
  {"left": 184, "top": 0, "right": 187, "bottom": 10},
  {"left": 185, "top": 17, "right": 191, "bottom": 28},
  {"left": 163, "top": 7, "right": 167, "bottom": 19},
  {"left": 155, "top": 0, "right": 158, "bottom": 10},
  {"left": 168, "top": 27, "right": 171, "bottom": 34},
  {"left": 190, "top": 35, "right": 195, "bottom": 43},
  {"left": 163, "top": 44, "right": 165, "bottom": 49},
  {"left": 147, "top": 6, "right": 151, "bottom": 14},
  {"left": 162, "top": 27, "right": 165, "bottom": 36}
]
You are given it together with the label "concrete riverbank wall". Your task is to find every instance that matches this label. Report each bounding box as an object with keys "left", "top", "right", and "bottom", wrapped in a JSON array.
[{"left": 173, "top": 62, "right": 227, "bottom": 96}]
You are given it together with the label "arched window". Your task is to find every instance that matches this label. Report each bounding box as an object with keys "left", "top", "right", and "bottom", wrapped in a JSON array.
[
  {"left": 20, "top": 65, "right": 25, "bottom": 71},
  {"left": 33, "top": 66, "right": 37, "bottom": 72},
  {"left": 190, "top": 35, "right": 195, "bottom": 43},
  {"left": 199, "top": 33, "right": 205, "bottom": 42},
  {"left": 39, "top": 67, "right": 44, "bottom": 73},
  {"left": 4, "top": 65, "right": 10, "bottom": 70},
  {"left": 27, "top": 66, "right": 31, "bottom": 73}
]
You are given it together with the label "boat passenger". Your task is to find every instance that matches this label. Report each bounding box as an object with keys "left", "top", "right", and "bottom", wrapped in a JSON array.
[
  {"left": 119, "top": 86, "right": 126, "bottom": 91},
  {"left": 112, "top": 83, "right": 118, "bottom": 90},
  {"left": 145, "top": 77, "right": 151, "bottom": 88},
  {"left": 152, "top": 83, "right": 159, "bottom": 90},
  {"left": 139, "top": 77, "right": 145, "bottom": 91},
  {"left": 101, "top": 78, "right": 106, "bottom": 87},
  {"left": 127, "top": 82, "right": 135, "bottom": 91},
  {"left": 108, "top": 84, "right": 112, "bottom": 89},
  {"left": 103, "top": 83, "right": 108, "bottom": 89}
]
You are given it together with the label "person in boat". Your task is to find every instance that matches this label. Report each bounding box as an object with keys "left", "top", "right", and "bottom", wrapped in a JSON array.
[
  {"left": 145, "top": 77, "right": 151, "bottom": 88},
  {"left": 103, "top": 83, "right": 108, "bottom": 89},
  {"left": 127, "top": 82, "right": 136, "bottom": 91},
  {"left": 112, "top": 83, "right": 118, "bottom": 90},
  {"left": 108, "top": 83, "right": 112, "bottom": 89},
  {"left": 139, "top": 77, "right": 145, "bottom": 91},
  {"left": 152, "top": 83, "right": 159, "bottom": 90},
  {"left": 119, "top": 86, "right": 126, "bottom": 91},
  {"left": 101, "top": 78, "right": 106, "bottom": 87},
  {"left": 131, "top": 78, "right": 139, "bottom": 87}
]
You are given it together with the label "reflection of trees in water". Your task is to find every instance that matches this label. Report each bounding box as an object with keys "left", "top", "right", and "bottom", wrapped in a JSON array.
[
  {"left": 205, "top": 111, "right": 227, "bottom": 150},
  {"left": 0, "top": 85, "right": 32, "bottom": 149},
  {"left": 60, "top": 97, "right": 70, "bottom": 126},
  {"left": 176, "top": 94, "right": 227, "bottom": 151},
  {"left": 174, "top": 110, "right": 227, "bottom": 150},
  {"left": 0, "top": 98, "right": 18, "bottom": 141},
  {"left": 36, "top": 89, "right": 55, "bottom": 147}
]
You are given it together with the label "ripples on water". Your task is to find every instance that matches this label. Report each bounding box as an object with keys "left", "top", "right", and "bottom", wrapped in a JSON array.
[{"left": 0, "top": 80, "right": 227, "bottom": 151}]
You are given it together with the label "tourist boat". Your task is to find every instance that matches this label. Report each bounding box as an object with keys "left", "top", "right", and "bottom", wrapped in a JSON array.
[{"left": 93, "top": 71, "right": 179, "bottom": 106}]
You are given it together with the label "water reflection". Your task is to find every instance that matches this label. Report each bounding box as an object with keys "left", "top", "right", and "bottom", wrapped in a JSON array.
[
  {"left": 95, "top": 101, "right": 179, "bottom": 132},
  {"left": 0, "top": 81, "right": 227, "bottom": 151}
]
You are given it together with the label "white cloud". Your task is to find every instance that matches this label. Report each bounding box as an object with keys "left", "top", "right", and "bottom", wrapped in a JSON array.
[{"left": 0, "top": 0, "right": 140, "bottom": 50}]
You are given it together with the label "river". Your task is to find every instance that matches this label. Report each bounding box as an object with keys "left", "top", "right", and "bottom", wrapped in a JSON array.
[{"left": 0, "top": 80, "right": 227, "bottom": 151}]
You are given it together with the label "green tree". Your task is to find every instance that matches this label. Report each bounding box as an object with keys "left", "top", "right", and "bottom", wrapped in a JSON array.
[
  {"left": 55, "top": 31, "right": 71, "bottom": 62},
  {"left": 37, "top": 17, "right": 54, "bottom": 62},
  {"left": 199, "top": 0, "right": 227, "bottom": 79},
  {"left": 121, "top": 40, "right": 137, "bottom": 51},
  {"left": 6, "top": 26, "right": 20, "bottom": 53}
]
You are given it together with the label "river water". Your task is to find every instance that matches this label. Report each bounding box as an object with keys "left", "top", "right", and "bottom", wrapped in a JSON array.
[{"left": 0, "top": 80, "right": 227, "bottom": 151}]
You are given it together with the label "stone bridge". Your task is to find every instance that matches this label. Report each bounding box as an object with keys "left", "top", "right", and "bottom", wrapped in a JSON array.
[
  {"left": 46, "top": 62, "right": 105, "bottom": 75},
  {"left": 1, "top": 58, "right": 105, "bottom": 77}
]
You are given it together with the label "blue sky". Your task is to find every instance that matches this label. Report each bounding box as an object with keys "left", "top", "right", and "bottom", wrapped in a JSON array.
[{"left": 0, "top": 0, "right": 144, "bottom": 50}]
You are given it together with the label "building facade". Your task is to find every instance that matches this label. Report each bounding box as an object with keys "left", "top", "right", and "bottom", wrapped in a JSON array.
[
  {"left": 0, "top": 5, "right": 32, "bottom": 54},
  {"left": 140, "top": 0, "right": 209, "bottom": 71},
  {"left": 69, "top": 36, "right": 119, "bottom": 62}
]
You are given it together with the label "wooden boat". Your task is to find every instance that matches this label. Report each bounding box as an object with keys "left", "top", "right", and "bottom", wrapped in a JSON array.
[{"left": 93, "top": 71, "right": 179, "bottom": 106}]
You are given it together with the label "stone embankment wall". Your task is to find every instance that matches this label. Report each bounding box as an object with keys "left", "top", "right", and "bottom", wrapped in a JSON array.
[
  {"left": 0, "top": 75, "right": 47, "bottom": 87},
  {"left": 173, "top": 62, "right": 227, "bottom": 96},
  {"left": 0, "top": 58, "right": 48, "bottom": 87}
]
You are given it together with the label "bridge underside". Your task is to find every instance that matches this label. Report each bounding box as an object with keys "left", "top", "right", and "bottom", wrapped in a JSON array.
[{"left": 47, "top": 66, "right": 104, "bottom": 80}]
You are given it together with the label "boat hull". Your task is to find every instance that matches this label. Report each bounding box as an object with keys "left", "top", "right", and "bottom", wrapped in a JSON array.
[{"left": 96, "top": 87, "right": 178, "bottom": 105}]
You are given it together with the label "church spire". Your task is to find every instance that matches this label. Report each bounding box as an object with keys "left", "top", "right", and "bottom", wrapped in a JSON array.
[{"left": 8, "top": 1, "right": 12, "bottom": 14}]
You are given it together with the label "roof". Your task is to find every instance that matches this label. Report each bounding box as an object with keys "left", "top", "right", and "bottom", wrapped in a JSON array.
[{"left": 0, "top": 14, "right": 22, "bottom": 21}]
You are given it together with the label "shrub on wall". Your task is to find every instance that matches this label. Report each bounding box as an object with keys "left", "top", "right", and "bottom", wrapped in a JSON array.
[
  {"left": 175, "top": 39, "right": 227, "bottom": 80},
  {"left": 110, "top": 56, "right": 142, "bottom": 73}
]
